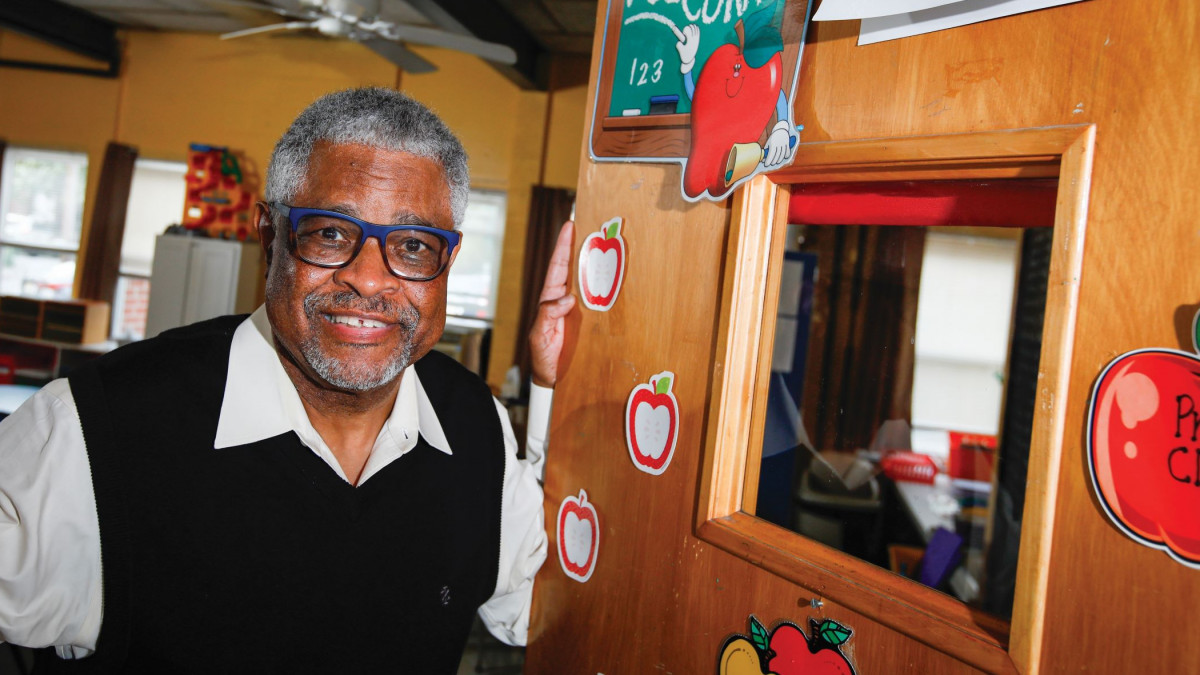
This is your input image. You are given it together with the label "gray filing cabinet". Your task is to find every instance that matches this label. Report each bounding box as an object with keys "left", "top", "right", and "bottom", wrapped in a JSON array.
[{"left": 145, "top": 235, "right": 261, "bottom": 338}]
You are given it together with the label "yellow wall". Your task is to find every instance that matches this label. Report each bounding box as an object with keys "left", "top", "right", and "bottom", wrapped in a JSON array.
[{"left": 0, "top": 27, "right": 587, "bottom": 391}]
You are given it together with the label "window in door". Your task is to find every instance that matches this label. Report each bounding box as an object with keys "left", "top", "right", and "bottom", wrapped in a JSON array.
[{"left": 698, "top": 126, "right": 1095, "bottom": 673}]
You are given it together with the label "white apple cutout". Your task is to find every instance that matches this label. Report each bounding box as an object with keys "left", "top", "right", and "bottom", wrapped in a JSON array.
[
  {"left": 578, "top": 217, "right": 626, "bottom": 311},
  {"left": 634, "top": 401, "right": 671, "bottom": 460},
  {"left": 626, "top": 371, "right": 680, "bottom": 475},
  {"left": 586, "top": 248, "right": 619, "bottom": 300},
  {"left": 556, "top": 489, "right": 600, "bottom": 583}
]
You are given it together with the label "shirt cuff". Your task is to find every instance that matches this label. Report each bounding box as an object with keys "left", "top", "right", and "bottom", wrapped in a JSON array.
[{"left": 528, "top": 383, "right": 553, "bottom": 441}]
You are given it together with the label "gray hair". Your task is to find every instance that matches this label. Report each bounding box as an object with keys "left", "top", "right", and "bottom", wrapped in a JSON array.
[{"left": 264, "top": 87, "right": 469, "bottom": 226}]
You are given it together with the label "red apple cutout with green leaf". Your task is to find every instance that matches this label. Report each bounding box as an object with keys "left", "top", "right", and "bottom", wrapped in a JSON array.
[
  {"left": 556, "top": 489, "right": 599, "bottom": 583},
  {"left": 718, "top": 616, "right": 856, "bottom": 675},
  {"left": 683, "top": 11, "right": 783, "bottom": 200},
  {"left": 578, "top": 217, "right": 626, "bottom": 311},
  {"left": 1088, "top": 330, "right": 1200, "bottom": 567},
  {"left": 626, "top": 371, "right": 679, "bottom": 476}
]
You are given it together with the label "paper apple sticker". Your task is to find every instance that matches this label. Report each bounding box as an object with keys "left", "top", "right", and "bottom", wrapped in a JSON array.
[
  {"left": 625, "top": 371, "right": 680, "bottom": 475},
  {"left": 718, "top": 616, "right": 856, "bottom": 675},
  {"left": 577, "top": 217, "right": 626, "bottom": 311},
  {"left": 1088, "top": 340, "right": 1200, "bottom": 568},
  {"left": 556, "top": 489, "right": 600, "bottom": 583}
]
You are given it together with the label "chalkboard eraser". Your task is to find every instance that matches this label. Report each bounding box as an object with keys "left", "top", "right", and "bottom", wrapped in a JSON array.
[
  {"left": 622, "top": 108, "right": 642, "bottom": 116},
  {"left": 648, "top": 95, "right": 679, "bottom": 115}
]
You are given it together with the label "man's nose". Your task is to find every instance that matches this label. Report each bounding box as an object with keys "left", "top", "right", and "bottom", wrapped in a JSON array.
[{"left": 332, "top": 236, "right": 401, "bottom": 296}]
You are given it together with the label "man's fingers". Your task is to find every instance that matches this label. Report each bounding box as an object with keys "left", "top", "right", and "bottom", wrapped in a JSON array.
[
  {"left": 542, "top": 294, "right": 576, "bottom": 320},
  {"left": 539, "top": 221, "right": 575, "bottom": 302}
]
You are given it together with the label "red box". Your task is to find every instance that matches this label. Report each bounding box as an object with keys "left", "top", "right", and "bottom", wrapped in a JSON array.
[{"left": 948, "top": 432, "right": 996, "bottom": 482}]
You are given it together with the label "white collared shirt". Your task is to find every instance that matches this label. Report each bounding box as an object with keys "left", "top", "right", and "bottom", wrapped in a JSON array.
[{"left": 0, "top": 309, "right": 553, "bottom": 657}]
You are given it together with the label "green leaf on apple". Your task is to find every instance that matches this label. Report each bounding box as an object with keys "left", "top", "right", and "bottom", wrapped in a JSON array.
[
  {"left": 655, "top": 376, "right": 672, "bottom": 395},
  {"left": 817, "top": 619, "right": 852, "bottom": 646},
  {"left": 749, "top": 616, "right": 770, "bottom": 653},
  {"left": 604, "top": 220, "right": 620, "bottom": 239}
]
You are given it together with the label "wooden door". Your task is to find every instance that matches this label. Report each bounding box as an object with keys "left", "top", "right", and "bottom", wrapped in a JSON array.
[{"left": 527, "top": 1, "right": 1200, "bottom": 673}]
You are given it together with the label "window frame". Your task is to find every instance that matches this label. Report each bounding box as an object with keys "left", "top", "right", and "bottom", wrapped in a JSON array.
[{"left": 695, "top": 125, "right": 1096, "bottom": 673}]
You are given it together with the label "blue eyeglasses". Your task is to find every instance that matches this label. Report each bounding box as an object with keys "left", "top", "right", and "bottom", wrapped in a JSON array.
[{"left": 270, "top": 202, "right": 462, "bottom": 282}]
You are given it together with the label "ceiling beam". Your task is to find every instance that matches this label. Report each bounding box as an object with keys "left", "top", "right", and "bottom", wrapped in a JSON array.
[
  {"left": 406, "top": 0, "right": 548, "bottom": 90},
  {"left": 0, "top": 0, "right": 121, "bottom": 77}
]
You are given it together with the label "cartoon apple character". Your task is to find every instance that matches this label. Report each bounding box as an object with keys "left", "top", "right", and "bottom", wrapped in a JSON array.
[
  {"left": 625, "top": 371, "right": 680, "bottom": 475},
  {"left": 577, "top": 217, "right": 626, "bottom": 311},
  {"left": 718, "top": 616, "right": 856, "bottom": 675},
  {"left": 674, "top": 5, "right": 791, "bottom": 201},
  {"left": 1088, "top": 340, "right": 1200, "bottom": 567},
  {"left": 556, "top": 489, "right": 600, "bottom": 583}
]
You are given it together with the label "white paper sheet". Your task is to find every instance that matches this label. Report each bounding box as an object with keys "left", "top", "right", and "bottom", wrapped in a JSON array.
[
  {"left": 858, "top": 0, "right": 1087, "bottom": 45},
  {"left": 813, "top": 0, "right": 968, "bottom": 21}
]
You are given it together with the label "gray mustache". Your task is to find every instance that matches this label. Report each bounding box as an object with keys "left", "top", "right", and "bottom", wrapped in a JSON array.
[{"left": 303, "top": 291, "right": 419, "bottom": 329}]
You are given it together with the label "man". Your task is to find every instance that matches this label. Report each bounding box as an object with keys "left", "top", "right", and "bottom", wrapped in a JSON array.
[{"left": 0, "top": 87, "right": 575, "bottom": 672}]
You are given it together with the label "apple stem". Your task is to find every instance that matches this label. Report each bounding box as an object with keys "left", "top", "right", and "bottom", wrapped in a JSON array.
[
  {"left": 734, "top": 19, "right": 745, "bottom": 51},
  {"left": 577, "top": 489, "right": 588, "bottom": 506}
]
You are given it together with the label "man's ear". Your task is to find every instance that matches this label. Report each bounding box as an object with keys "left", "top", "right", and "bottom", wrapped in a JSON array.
[{"left": 255, "top": 201, "right": 275, "bottom": 273}]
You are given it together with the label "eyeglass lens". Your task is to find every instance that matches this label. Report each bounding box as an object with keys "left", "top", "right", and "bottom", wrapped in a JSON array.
[{"left": 293, "top": 213, "right": 450, "bottom": 279}]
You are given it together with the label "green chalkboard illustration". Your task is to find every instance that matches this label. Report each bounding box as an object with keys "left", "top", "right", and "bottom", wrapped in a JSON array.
[{"left": 593, "top": 0, "right": 810, "bottom": 203}]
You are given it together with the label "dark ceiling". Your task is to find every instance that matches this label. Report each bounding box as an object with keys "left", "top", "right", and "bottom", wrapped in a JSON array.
[{"left": 0, "top": 0, "right": 598, "bottom": 89}]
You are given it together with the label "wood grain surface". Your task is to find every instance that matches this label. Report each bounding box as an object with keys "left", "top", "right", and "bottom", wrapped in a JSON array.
[{"left": 528, "top": 1, "right": 1200, "bottom": 673}]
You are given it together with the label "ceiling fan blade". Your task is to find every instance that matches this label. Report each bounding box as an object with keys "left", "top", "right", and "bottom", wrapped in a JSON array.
[
  {"left": 220, "top": 20, "right": 315, "bottom": 40},
  {"left": 208, "top": 0, "right": 319, "bottom": 20},
  {"left": 374, "top": 24, "right": 517, "bottom": 65},
  {"left": 362, "top": 39, "right": 437, "bottom": 74}
]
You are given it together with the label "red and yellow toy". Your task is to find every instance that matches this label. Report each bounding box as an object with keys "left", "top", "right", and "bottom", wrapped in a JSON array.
[{"left": 182, "top": 144, "right": 259, "bottom": 240}]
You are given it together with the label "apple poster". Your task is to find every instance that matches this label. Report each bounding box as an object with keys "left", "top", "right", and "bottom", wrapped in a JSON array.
[
  {"left": 1088, "top": 342, "right": 1200, "bottom": 569},
  {"left": 718, "top": 615, "right": 857, "bottom": 675},
  {"left": 557, "top": 489, "right": 600, "bottom": 583},
  {"left": 589, "top": 0, "right": 810, "bottom": 203}
]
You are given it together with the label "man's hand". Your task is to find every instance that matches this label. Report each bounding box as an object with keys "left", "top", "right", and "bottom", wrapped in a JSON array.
[{"left": 529, "top": 221, "right": 577, "bottom": 388}]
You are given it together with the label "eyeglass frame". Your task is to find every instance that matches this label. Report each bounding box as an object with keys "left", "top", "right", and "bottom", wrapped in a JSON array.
[{"left": 268, "top": 201, "right": 463, "bottom": 282}]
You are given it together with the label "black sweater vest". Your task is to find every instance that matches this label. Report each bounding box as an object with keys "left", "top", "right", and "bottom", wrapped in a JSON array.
[{"left": 39, "top": 315, "right": 505, "bottom": 674}]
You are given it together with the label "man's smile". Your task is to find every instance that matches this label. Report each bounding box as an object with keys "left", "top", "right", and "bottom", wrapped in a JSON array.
[{"left": 325, "top": 313, "right": 390, "bottom": 329}]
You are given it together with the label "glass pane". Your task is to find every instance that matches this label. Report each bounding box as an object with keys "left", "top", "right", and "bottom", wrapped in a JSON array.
[
  {"left": 0, "top": 147, "right": 88, "bottom": 250},
  {"left": 446, "top": 190, "right": 506, "bottom": 320},
  {"left": 122, "top": 159, "right": 187, "bottom": 276},
  {"left": 0, "top": 246, "right": 77, "bottom": 299},
  {"left": 753, "top": 222, "right": 1050, "bottom": 621},
  {"left": 111, "top": 275, "right": 151, "bottom": 342}
]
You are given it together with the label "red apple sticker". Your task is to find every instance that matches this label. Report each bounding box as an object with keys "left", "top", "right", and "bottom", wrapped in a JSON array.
[
  {"left": 556, "top": 489, "right": 600, "bottom": 583},
  {"left": 718, "top": 616, "right": 856, "bottom": 675},
  {"left": 577, "top": 217, "right": 626, "bottom": 311},
  {"left": 626, "top": 371, "right": 680, "bottom": 475},
  {"left": 1088, "top": 344, "right": 1200, "bottom": 568}
]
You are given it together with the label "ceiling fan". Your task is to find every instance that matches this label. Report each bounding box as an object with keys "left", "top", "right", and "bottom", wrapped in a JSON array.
[{"left": 216, "top": 0, "right": 517, "bottom": 74}]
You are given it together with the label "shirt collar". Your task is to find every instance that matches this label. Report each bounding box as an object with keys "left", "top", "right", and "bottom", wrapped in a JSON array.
[{"left": 214, "top": 307, "right": 452, "bottom": 484}]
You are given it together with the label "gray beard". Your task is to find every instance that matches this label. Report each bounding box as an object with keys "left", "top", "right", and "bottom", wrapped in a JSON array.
[{"left": 300, "top": 291, "right": 420, "bottom": 391}]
